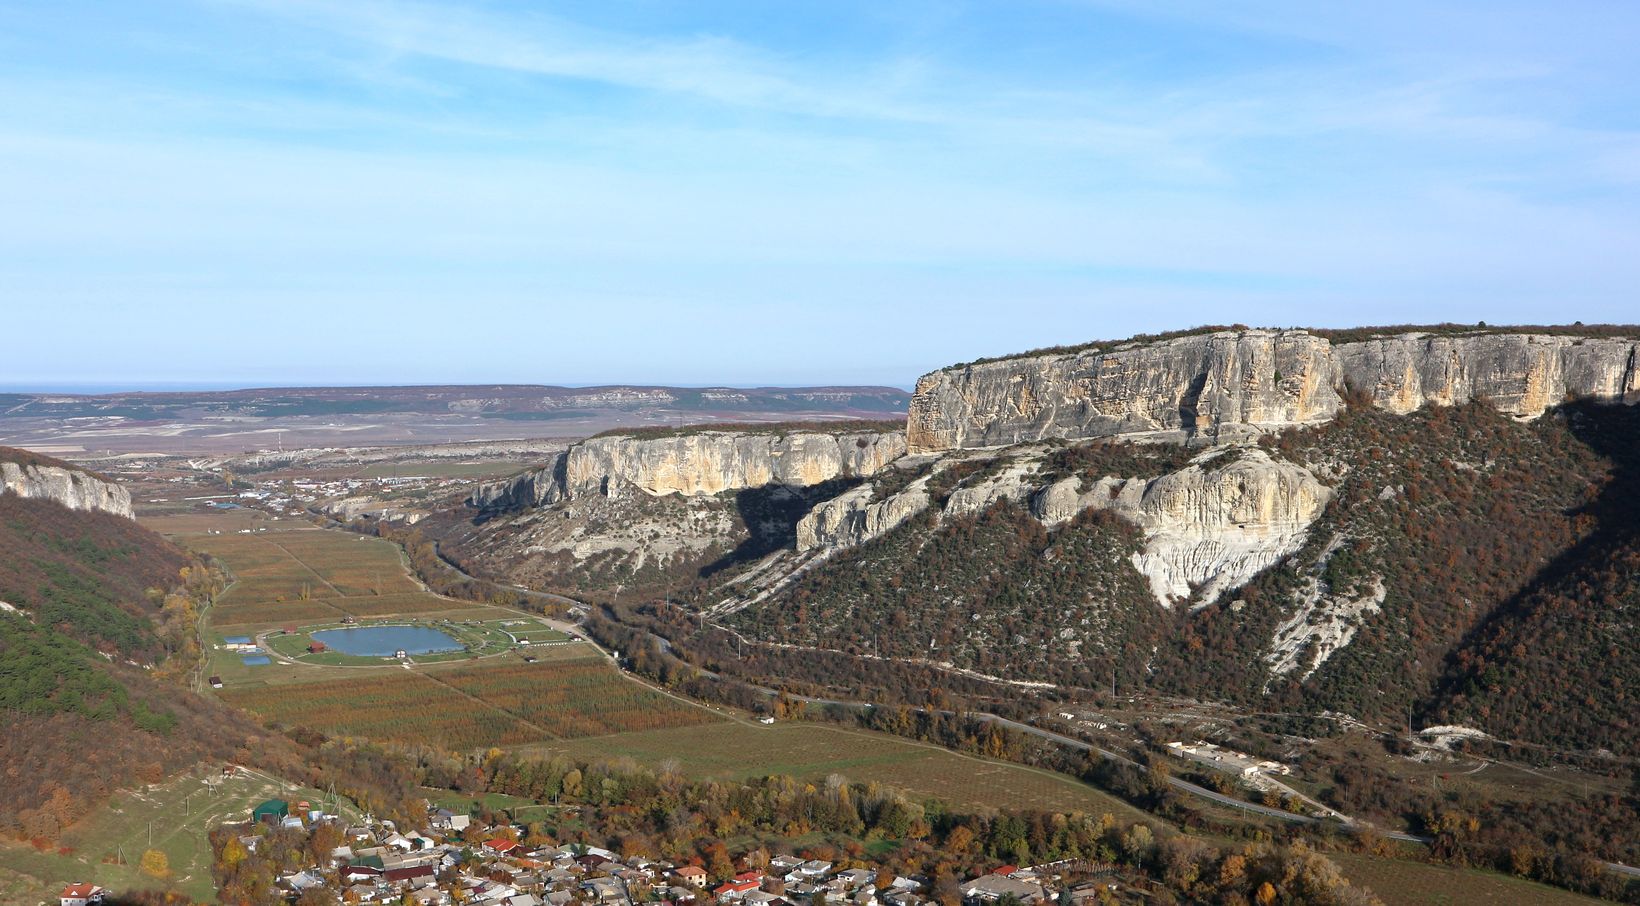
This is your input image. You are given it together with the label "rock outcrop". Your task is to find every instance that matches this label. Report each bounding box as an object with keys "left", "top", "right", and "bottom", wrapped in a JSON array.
[
  {"left": 565, "top": 430, "right": 906, "bottom": 497},
  {"left": 908, "top": 328, "right": 1640, "bottom": 452},
  {"left": 1333, "top": 333, "right": 1639, "bottom": 417},
  {"left": 1033, "top": 448, "right": 1330, "bottom": 607},
  {"left": 471, "top": 430, "right": 905, "bottom": 512},
  {"left": 795, "top": 475, "right": 933, "bottom": 552},
  {"left": 1, "top": 460, "right": 134, "bottom": 519},
  {"left": 468, "top": 454, "right": 567, "bottom": 512}
]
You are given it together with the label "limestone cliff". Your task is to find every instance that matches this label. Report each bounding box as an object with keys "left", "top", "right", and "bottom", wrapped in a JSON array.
[
  {"left": 1332, "top": 333, "right": 1639, "bottom": 417},
  {"left": 793, "top": 442, "right": 1329, "bottom": 610},
  {"left": 470, "top": 430, "right": 905, "bottom": 511},
  {"left": 1032, "top": 448, "right": 1331, "bottom": 607},
  {"left": 1, "top": 460, "right": 134, "bottom": 519},
  {"left": 908, "top": 328, "right": 1639, "bottom": 452},
  {"left": 795, "top": 473, "right": 933, "bottom": 552}
]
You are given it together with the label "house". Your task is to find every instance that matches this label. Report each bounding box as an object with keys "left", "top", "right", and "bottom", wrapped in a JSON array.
[
  {"left": 385, "top": 864, "right": 438, "bottom": 887},
  {"left": 714, "top": 872, "right": 765, "bottom": 900},
  {"left": 714, "top": 879, "right": 762, "bottom": 900},
  {"left": 60, "top": 882, "right": 105, "bottom": 906},
  {"left": 959, "top": 874, "right": 1046, "bottom": 906},
  {"left": 485, "top": 838, "right": 520, "bottom": 855},
  {"left": 344, "top": 855, "right": 386, "bottom": 881},
  {"left": 307, "top": 640, "right": 328, "bottom": 654},
  {"left": 252, "top": 798, "right": 289, "bottom": 824},
  {"left": 209, "top": 675, "right": 224, "bottom": 688},
  {"left": 675, "top": 866, "right": 708, "bottom": 888}
]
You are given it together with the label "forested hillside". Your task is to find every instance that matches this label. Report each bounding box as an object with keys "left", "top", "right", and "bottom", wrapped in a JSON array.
[
  {"left": 0, "top": 491, "right": 186, "bottom": 661},
  {"left": 0, "top": 448, "right": 297, "bottom": 844},
  {"left": 722, "top": 400, "right": 1639, "bottom": 755}
]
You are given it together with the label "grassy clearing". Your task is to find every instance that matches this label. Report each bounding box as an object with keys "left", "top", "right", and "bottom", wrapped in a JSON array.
[
  {"left": 1327, "top": 851, "right": 1609, "bottom": 906},
  {"left": 546, "top": 721, "right": 1151, "bottom": 818},
  {"left": 0, "top": 768, "right": 351, "bottom": 903}
]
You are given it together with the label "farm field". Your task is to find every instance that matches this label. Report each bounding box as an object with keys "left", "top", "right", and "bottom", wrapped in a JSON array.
[
  {"left": 188, "top": 529, "right": 419, "bottom": 606},
  {"left": 1328, "top": 851, "right": 1609, "bottom": 906},
  {"left": 0, "top": 767, "right": 350, "bottom": 903},
  {"left": 220, "top": 649, "right": 715, "bottom": 748},
  {"left": 547, "top": 721, "right": 1151, "bottom": 818},
  {"left": 221, "top": 671, "right": 543, "bottom": 749},
  {"left": 435, "top": 658, "right": 717, "bottom": 738}
]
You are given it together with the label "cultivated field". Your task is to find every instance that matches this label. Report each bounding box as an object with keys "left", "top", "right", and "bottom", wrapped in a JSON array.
[
  {"left": 221, "top": 671, "right": 543, "bottom": 749},
  {"left": 220, "top": 648, "right": 716, "bottom": 748},
  {"left": 436, "top": 659, "right": 717, "bottom": 738},
  {"left": 547, "top": 721, "right": 1151, "bottom": 817},
  {"left": 190, "top": 530, "right": 419, "bottom": 606},
  {"left": 1328, "top": 851, "right": 1609, "bottom": 906}
]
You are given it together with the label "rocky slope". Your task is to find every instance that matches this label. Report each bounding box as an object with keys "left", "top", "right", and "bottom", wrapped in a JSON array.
[
  {"left": 1, "top": 452, "right": 134, "bottom": 519},
  {"left": 908, "top": 327, "right": 1639, "bottom": 452}
]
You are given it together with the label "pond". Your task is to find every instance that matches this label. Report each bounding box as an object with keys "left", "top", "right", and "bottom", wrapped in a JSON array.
[
  {"left": 310, "top": 625, "right": 463, "bottom": 657},
  {"left": 242, "top": 655, "right": 271, "bottom": 666}
]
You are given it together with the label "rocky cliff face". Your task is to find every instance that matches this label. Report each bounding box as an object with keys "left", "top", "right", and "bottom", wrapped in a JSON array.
[
  {"left": 796, "top": 473, "right": 934, "bottom": 552},
  {"left": 791, "top": 442, "right": 1329, "bottom": 610},
  {"left": 1, "top": 461, "right": 133, "bottom": 519},
  {"left": 908, "top": 329, "right": 1639, "bottom": 452},
  {"left": 565, "top": 430, "right": 906, "bottom": 497},
  {"left": 471, "top": 430, "right": 905, "bottom": 511},
  {"left": 1333, "top": 333, "right": 1639, "bottom": 417},
  {"left": 1033, "top": 448, "right": 1331, "bottom": 606}
]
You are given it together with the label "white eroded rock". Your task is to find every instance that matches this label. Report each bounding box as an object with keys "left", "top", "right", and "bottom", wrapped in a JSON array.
[{"left": 1, "top": 461, "right": 134, "bottom": 519}]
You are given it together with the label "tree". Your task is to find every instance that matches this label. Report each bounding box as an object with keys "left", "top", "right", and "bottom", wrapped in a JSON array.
[{"left": 139, "top": 848, "right": 171, "bottom": 879}]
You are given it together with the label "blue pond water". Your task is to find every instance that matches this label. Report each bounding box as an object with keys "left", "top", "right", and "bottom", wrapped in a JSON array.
[
  {"left": 311, "top": 625, "right": 462, "bottom": 657},
  {"left": 242, "top": 655, "right": 271, "bottom": 666}
]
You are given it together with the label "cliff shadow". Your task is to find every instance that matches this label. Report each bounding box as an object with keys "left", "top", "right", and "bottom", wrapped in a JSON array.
[{"left": 699, "top": 476, "right": 866, "bottom": 579}]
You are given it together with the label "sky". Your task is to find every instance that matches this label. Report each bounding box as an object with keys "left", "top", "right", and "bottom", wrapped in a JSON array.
[{"left": 3, "top": 1, "right": 1638, "bottom": 389}]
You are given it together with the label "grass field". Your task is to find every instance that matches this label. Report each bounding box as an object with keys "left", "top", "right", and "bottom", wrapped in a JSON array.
[
  {"left": 546, "top": 721, "right": 1153, "bottom": 818},
  {"left": 0, "top": 768, "right": 353, "bottom": 903},
  {"left": 1328, "top": 851, "right": 1609, "bottom": 906}
]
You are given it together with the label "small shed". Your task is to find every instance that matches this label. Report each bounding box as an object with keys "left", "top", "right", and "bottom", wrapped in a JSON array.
[{"left": 252, "top": 798, "right": 290, "bottom": 823}]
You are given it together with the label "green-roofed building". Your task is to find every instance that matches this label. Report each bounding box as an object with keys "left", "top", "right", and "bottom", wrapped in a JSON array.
[{"left": 251, "top": 798, "right": 289, "bottom": 823}]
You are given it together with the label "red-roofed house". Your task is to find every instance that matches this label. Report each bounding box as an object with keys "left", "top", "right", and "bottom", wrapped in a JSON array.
[
  {"left": 60, "top": 883, "right": 105, "bottom": 906},
  {"left": 675, "top": 866, "right": 708, "bottom": 888},
  {"left": 990, "top": 866, "right": 1017, "bottom": 877},
  {"left": 484, "top": 838, "right": 520, "bottom": 855},
  {"left": 713, "top": 874, "right": 763, "bottom": 900}
]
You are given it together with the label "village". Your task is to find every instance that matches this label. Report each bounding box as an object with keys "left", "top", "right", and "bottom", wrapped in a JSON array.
[{"left": 66, "top": 795, "right": 1131, "bottom": 906}]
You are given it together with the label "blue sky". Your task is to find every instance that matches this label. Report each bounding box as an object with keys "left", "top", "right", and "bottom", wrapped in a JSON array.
[{"left": 3, "top": 1, "right": 1638, "bottom": 389}]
